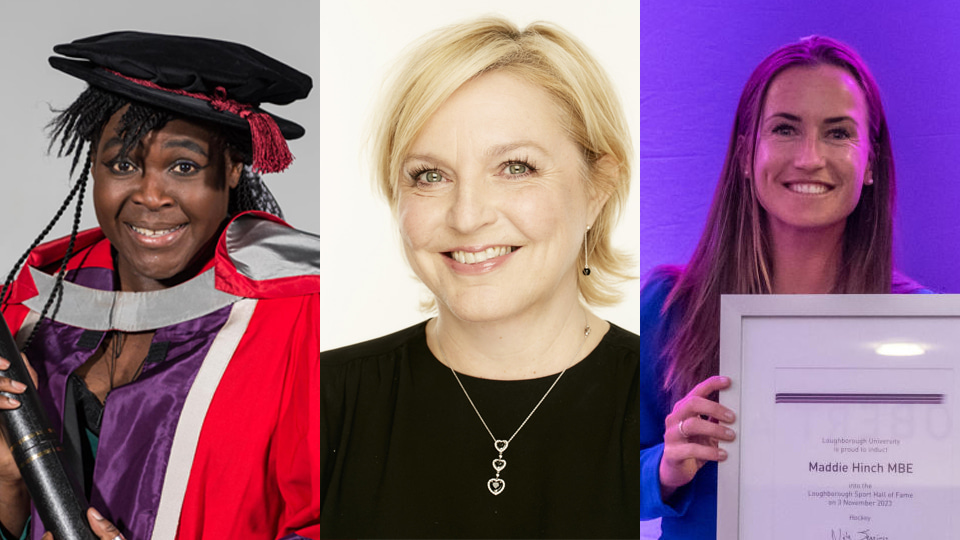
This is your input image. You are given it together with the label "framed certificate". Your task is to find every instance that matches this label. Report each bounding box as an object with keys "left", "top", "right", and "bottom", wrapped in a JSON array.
[{"left": 718, "top": 294, "right": 959, "bottom": 540}]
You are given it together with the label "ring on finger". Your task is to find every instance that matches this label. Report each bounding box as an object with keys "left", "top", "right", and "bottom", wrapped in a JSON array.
[{"left": 678, "top": 417, "right": 690, "bottom": 438}]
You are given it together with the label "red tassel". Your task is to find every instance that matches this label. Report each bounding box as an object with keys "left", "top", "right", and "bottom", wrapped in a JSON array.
[
  {"left": 246, "top": 112, "right": 294, "bottom": 173},
  {"left": 103, "top": 74, "right": 295, "bottom": 174}
]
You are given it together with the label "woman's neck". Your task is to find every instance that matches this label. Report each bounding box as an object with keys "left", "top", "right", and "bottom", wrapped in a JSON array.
[
  {"left": 768, "top": 220, "right": 844, "bottom": 294},
  {"left": 427, "top": 288, "right": 608, "bottom": 380}
]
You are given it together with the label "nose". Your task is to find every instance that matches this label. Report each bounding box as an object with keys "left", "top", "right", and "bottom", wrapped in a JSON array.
[
  {"left": 131, "top": 169, "right": 175, "bottom": 210},
  {"left": 446, "top": 176, "right": 496, "bottom": 234},
  {"left": 794, "top": 133, "right": 826, "bottom": 171}
]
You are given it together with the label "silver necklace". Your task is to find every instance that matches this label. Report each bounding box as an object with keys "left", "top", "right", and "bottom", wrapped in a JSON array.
[{"left": 436, "top": 320, "right": 591, "bottom": 496}]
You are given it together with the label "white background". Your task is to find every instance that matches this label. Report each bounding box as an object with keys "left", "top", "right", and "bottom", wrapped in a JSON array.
[{"left": 319, "top": 0, "right": 640, "bottom": 351}]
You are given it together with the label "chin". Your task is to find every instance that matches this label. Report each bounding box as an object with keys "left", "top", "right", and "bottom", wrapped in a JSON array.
[
  {"left": 125, "top": 257, "right": 197, "bottom": 286},
  {"left": 438, "top": 290, "right": 523, "bottom": 324},
  {"left": 131, "top": 255, "right": 186, "bottom": 277},
  {"left": 765, "top": 206, "right": 847, "bottom": 232},
  {"left": 787, "top": 214, "right": 848, "bottom": 231}
]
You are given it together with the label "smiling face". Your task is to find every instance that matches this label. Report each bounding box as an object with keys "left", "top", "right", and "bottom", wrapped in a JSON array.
[
  {"left": 397, "top": 71, "right": 605, "bottom": 323},
  {"left": 92, "top": 108, "right": 241, "bottom": 292},
  {"left": 752, "top": 64, "right": 873, "bottom": 238}
]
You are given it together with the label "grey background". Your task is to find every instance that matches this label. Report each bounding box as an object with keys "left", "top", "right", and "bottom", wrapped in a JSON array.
[{"left": 0, "top": 0, "right": 320, "bottom": 282}]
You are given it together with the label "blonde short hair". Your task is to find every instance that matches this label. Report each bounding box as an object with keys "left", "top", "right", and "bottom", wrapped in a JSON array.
[{"left": 372, "top": 16, "right": 633, "bottom": 306}]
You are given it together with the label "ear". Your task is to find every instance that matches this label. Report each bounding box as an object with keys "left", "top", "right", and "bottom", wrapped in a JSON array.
[
  {"left": 225, "top": 153, "right": 243, "bottom": 189},
  {"left": 586, "top": 154, "right": 617, "bottom": 226}
]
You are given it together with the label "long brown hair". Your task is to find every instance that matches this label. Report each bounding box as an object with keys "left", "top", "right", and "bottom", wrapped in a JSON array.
[{"left": 660, "top": 36, "right": 917, "bottom": 405}]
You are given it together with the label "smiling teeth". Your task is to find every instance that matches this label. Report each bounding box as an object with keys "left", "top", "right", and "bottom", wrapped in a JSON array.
[
  {"left": 788, "top": 183, "right": 830, "bottom": 194},
  {"left": 451, "top": 246, "right": 514, "bottom": 264},
  {"left": 130, "top": 224, "right": 183, "bottom": 237}
]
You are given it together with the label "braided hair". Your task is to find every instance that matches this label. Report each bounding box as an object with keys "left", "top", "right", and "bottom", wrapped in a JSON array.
[{"left": 1, "top": 86, "right": 283, "bottom": 347}]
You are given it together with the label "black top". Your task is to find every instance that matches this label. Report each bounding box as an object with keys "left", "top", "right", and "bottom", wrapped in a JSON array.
[{"left": 320, "top": 321, "right": 642, "bottom": 539}]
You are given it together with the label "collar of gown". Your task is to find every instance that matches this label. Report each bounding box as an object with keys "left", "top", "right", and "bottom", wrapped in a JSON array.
[{"left": 23, "top": 266, "right": 241, "bottom": 332}]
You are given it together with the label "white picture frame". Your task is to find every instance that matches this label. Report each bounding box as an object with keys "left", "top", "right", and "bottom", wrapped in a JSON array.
[{"left": 718, "top": 294, "right": 960, "bottom": 539}]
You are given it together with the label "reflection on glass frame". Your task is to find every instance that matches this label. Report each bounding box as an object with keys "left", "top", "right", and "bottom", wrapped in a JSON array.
[{"left": 719, "top": 294, "right": 960, "bottom": 540}]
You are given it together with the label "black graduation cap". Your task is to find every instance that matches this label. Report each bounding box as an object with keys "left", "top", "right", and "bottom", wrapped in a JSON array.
[{"left": 49, "top": 31, "right": 313, "bottom": 173}]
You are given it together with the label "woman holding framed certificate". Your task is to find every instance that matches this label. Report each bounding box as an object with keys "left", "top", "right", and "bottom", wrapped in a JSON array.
[{"left": 639, "top": 36, "right": 927, "bottom": 538}]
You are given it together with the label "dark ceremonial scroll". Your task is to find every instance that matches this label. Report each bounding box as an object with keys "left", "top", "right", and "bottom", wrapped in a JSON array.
[{"left": 0, "top": 317, "right": 95, "bottom": 540}]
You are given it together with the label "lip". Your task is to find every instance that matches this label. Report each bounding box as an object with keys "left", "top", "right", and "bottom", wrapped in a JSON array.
[
  {"left": 783, "top": 181, "right": 835, "bottom": 196},
  {"left": 442, "top": 245, "right": 519, "bottom": 275},
  {"left": 124, "top": 222, "right": 188, "bottom": 248}
]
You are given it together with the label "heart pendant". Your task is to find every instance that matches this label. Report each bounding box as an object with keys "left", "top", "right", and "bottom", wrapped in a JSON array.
[
  {"left": 494, "top": 439, "right": 509, "bottom": 453},
  {"left": 488, "top": 477, "right": 505, "bottom": 495},
  {"left": 492, "top": 458, "right": 506, "bottom": 472}
]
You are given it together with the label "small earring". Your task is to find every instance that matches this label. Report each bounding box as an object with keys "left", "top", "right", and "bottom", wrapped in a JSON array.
[
  {"left": 866, "top": 177, "right": 874, "bottom": 185},
  {"left": 582, "top": 226, "right": 591, "bottom": 276}
]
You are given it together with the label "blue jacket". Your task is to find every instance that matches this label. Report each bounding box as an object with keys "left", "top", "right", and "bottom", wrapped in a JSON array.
[{"left": 638, "top": 269, "right": 716, "bottom": 539}]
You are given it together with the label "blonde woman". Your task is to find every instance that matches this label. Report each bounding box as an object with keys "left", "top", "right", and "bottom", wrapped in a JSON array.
[{"left": 320, "top": 17, "right": 638, "bottom": 538}]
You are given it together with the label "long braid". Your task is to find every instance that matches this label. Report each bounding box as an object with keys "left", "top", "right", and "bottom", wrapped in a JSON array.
[
  {"left": 48, "top": 87, "right": 123, "bottom": 175},
  {"left": 20, "top": 151, "right": 90, "bottom": 350},
  {"left": 2, "top": 88, "right": 150, "bottom": 320},
  {"left": 230, "top": 167, "right": 284, "bottom": 218},
  {"left": 3, "top": 85, "right": 286, "bottom": 327},
  {"left": 0, "top": 148, "right": 91, "bottom": 310}
]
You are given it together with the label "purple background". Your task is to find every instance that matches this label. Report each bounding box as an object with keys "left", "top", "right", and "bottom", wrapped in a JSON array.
[{"left": 639, "top": 1, "right": 960, "bottom": 292}]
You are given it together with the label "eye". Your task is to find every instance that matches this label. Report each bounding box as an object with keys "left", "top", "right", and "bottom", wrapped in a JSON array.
[
  {"left": 411, "top": 169, "right": 443, "bottom": 184},
  {"left": 506, "top": 163, "right": 528, "bottom": 175},
  {"left": 502, "top": 160, "right": 536, "bottom": 177},
  {"left": 407, "top": 166, "right": 447, "bottom": 188},
  {"left": 171, "top": 161, "right": 200, "bottom": 175},
  {"left": 826, "top": 128, "right": 852, "bottom": 140},
  {"left": 106, "top": 159, "right": 137, "bottom": 175},
  {"left": 419, "top": 170, "right": 443, "bottom": 183},
  {"left": 771, "top": 124, "right": 796, "bottom": 136}
]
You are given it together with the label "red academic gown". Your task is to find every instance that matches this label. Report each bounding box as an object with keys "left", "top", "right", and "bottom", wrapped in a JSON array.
[{"left": 2, "top": 212, "right": 322, "bottom": 540}]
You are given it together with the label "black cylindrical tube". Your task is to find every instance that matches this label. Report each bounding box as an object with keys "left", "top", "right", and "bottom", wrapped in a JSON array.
[{"left": 0, "top": 317, "right": 95, "bottom": 540}]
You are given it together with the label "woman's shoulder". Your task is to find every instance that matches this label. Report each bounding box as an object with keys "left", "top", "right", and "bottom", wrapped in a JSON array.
[
  {"left": 600, "top": 321, "right": 641, "bottom": 357},
  {"left": 640, "top": 265, "right": 682, "bottom": 324},
  {"left": 321, "top": 320, "right": 429, "bottom": 368},
  {"left": 3, "top": 228, "right": 110, "bottom": 311},
  {"left": 891, "top": 270, "right": 935, "bottom": 294},
  {"left": 215, "top": 211, "right": 321, "bottom": 299},
  {"left": 637, "top": 266, "right": 681, "bottom": 397},
  {"left": 26, "top": 228, "right": 109, "bottom": 272}
]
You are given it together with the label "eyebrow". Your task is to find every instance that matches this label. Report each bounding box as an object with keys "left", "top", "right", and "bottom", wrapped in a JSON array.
[
  {"left": 162, "top": 138, "right": 209, "bottom": 157},
  {"left": 823, "top": 116, "right": 858, "bottom": 126},
  {"left": 98, "top": 137, "right": 210, "bottom": 158},
  {"left": 483, "top": 141, "right": 550, "bottom": 158},
  {"left": 403, "top": 141, "right": 550, "bottom": 165},
  {"left": 767, "top": 112, "right": 859, "bottom": 126},
  {"left": 100, "top": 137, "right": 125, "bottom": 152}
]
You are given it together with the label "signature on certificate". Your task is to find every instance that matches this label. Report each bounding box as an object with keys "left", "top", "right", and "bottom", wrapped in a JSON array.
[{"left": 830, "top": 529, "right": 889, "bottom": 540}]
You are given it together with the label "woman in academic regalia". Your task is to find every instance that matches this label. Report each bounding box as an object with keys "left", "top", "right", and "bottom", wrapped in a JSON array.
[{"left": 0, "top": 32, "right": 321, "bottom": 540}]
